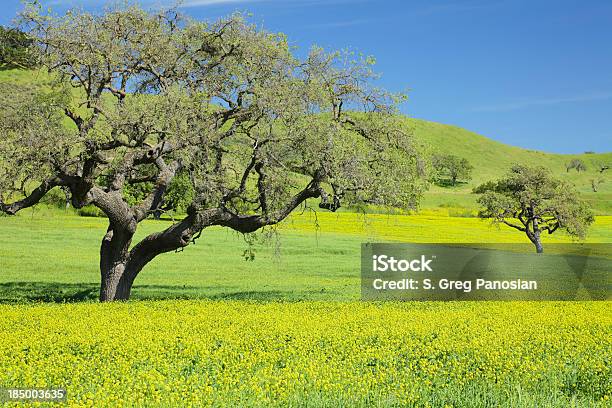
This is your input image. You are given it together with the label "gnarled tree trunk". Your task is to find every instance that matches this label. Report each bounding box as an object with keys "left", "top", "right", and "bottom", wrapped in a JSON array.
[
  {"left": 526, "top": 219, "right": 544, "bottom": 254},
  {"left": 532, "top": 234, "right": 543, "bottom": 254},
  {"left": 99, "top": 224, "right": 136, "bottom": 302},
  {"left": 100, "top": 263, "right": 132, "bottom": 301},
  {"left": 97, "top": 210, "right": 216, "bottom": 301}
]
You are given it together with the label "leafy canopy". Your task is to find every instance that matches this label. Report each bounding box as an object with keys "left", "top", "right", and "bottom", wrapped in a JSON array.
[
  {"left": 432, "top": 154, "right": 473, "bottom": 186},
  {"left": 474, "top": 165, "right": 594, "bottom": 240},
  {"left": 0, "top": 26, "right": 37, "bottom": 69},
  {"left": 1, "top": 2, "right": 426, "bottom": 236}
]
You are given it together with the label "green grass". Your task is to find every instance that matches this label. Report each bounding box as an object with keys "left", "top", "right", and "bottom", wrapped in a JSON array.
[
  {"left": 0, "top": 210, "right": 610, "bottom": 302},
  {"left": 0, "top": 212, "right": 610, "bottom": 408},
  {"left": 409, "top": 119, "right": 612, "bottom": 214}
]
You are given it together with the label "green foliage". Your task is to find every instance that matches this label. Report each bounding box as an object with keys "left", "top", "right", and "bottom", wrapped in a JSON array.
[
  {"left": 122, "top": 180, "right": 153, "bottom": 208},
  {"left": 77, "top": 205, "right": 105, "bottom": 218},
  {"left": 1, "top": 2, "right": 425, "bottom": 222},
  {"left": 122, "top": 171, "right": 195, "bottom": 216},
  {"left": 474, "top": 165, "right": 595, "bottom": 242},
  {"left": 2, "top": 67, "right": 611, "bottom": 216},
  {"left": 432, "top": 153, "right": 473, "bottom": 186},
  {"left": 0, "top": 26, "right": 36, "bottom": 69},
  {"left": 40, "top": 186, "right": 69, "bottom": 209},
  {"left": 0, "top": 78, "right": 73, "bottom": 204},
  {"left": 163, "top": 172, "right": 195, "bottom": 214}
]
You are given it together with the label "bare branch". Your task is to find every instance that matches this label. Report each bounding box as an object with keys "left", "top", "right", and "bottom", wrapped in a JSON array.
[
  {"left": 0, "top": 177, "right": 62, "bottom": 215},
  {"left": 218, "top": 179, "right": 322, "bottom": 233},
  {"left": 501, "top": 220, "right": 526, "bottom": 232},
  {"left": 133, "top": 158, "right": 182, "bottom": 222}
]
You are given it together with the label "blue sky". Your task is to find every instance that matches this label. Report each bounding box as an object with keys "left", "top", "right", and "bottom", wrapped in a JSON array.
[{"left": 1, "top": 0, "right": 611, "bottom": 153}]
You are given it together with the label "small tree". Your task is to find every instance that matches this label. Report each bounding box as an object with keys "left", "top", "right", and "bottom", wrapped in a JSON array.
[
  {"left": 566, "top": 159, "right": 586, "bottom": 173},
  {"left": 590, "top": 178, "right": 604, "bottom": 193},
  {"left": 474, "top": 165, "right": 594, "bottom": 253},
  {"left": 432, "top": 154, "right": 473, "bottom": 186},
  {"left": 595, "top": 162, "right": 609, "bottom": 173},
  {"left": 0, "top": 3, "right": 426, "bottom": 301},
  {"left": 0, "top": 26, "right": 36, "bottom": 69}
]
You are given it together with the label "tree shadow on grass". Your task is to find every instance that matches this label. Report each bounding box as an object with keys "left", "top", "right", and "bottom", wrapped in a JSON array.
[
  {"left": 434, "top": 179, "right": 469, "bottom": 188},
  {"left": 0, "top": 282, "right": 100, "bottom": 303},
  {"left": 208, "top": 290, "right": 294, "bottom": 301},
  {"left": 0, "top": 282, "right": 331, "bottom": 303},
  {"left": 0, "top": 282, "right": 204, "bottom": 303}
]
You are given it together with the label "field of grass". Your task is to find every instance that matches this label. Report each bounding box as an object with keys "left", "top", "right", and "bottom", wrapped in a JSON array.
[
  {"left": 409, "top": 119, "right": 612, "bottom": 215},
  {"left": 0, "top": 211, "right": 610, "bottom": 406},
  {"left": 1, "top": 210, "right": 610, "bottom": 302}
]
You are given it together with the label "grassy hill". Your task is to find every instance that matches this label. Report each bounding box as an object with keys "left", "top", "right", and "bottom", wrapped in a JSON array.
[
  {"left": 409, "top": 119, "right": 611, "bottom": 215},
  {"left": 2, "top": 68, "right": 610, "bottom": 214}
]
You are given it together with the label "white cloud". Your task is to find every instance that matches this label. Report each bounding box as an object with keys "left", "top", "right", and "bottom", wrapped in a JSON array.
[
  {"left": 45, "top": 0, "right": 262, "bottom": 6},
  {"left": 181, "top": 0, "right": 261, "bottom": 7},
  {"left": 471, "top": 92, "right": 612, "bottom": 112},
  {"left": 306, "top": 18, "right": 372, "bottom": 29}
]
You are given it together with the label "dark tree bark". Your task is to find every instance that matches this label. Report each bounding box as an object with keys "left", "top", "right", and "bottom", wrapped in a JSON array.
[
  {"left": 94, "top": 182, "right": 323, "bottom": 301},
  {"left": 99, "top": 226, "right": 135, "bottom": 301},
  {"left": 527, "top": 229, "right": 544, "bottom": 254},
  {"left": 531, "top": 218, "right": 544, "bottom": 254},
  {"left": 534, "top": 236, "right": 544, "bottom": 254},
  {"left": 499, "top": 209, "right": 552, "bottom": 254}
]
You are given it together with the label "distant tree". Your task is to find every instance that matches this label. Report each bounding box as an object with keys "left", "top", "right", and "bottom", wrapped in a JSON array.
[
  {"left": 474, "top": 165, "right": 594, "bottom": 253},
  {"left": 0, "top": 3, "right": 426, "bottom": 301},
  {"left": 590, "top": 178, "right": 604, "bottom": 193},
  {"left": 566, "top": 159, "right": 586, "bottom": 173},
  {"left": 432, "top": 154, "right": 473, "bottom": 186},
  {"left": 595, "top": 162, "right": 609, "bottom": 173},
  {"left": 0, "top": 26, "right": 36, "bottom": 69}
]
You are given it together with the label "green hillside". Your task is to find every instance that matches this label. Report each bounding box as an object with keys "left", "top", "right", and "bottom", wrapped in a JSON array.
[
  {"left": 2, "top": 68, "right": 610, "bottom": 214},
  {"left": 408, "top": 119, "right": 611, "bottom": 215}
]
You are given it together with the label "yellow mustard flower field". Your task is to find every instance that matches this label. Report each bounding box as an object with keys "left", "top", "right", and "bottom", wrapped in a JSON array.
[{"left": 0, "top": 301, "right": 609, "bottom": 407}]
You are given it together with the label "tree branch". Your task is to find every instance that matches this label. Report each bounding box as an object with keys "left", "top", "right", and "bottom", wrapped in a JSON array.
[
  {"left": 541, "top": 220, "right": 560, "bottom": 234},
  {"left": 132, "top": 158, "right": 182, "bottom": 222},
  {"left": 0, "top": 177, "right": 62, "bottom": 215},
  {"left": 217, "top": 180, "right": 322, "bottom": 233},
  {"left": 124, "top": 208, "right": 226, "bottom": 279},
  {"left": 254, "top": 162, "right": 269, "bottom": 214},
  {"left": 126, "top": 177, "right": 324, "bottom": 274},
  {"left": 501, "top": 219, "right": 526, "bottom": 232}
]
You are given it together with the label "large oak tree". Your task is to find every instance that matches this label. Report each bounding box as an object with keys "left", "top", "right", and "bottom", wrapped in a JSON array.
[{"left": 0, "top": 3, "right": 426, "bottom": 301}]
